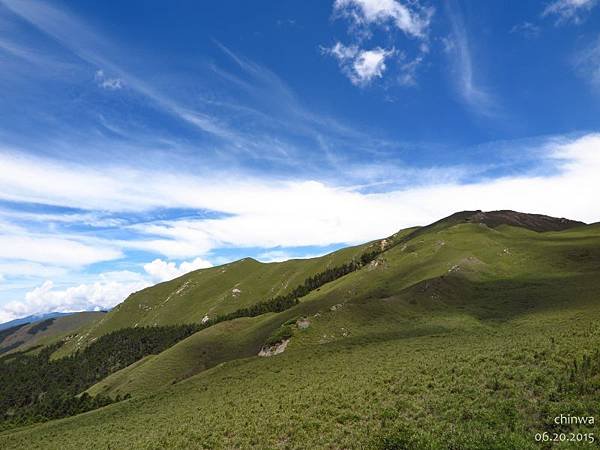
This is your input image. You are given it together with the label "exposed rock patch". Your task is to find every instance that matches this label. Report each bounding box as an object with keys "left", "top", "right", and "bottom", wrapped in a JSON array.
[
  {"left": 367, "top": 258, "right": 387, "bottom": 271},
  {"left": 296, "top": 318, "right": 310, "bottom": 329},
  {"left": 258, "top": 339, "right": 289, "bottom": 357},
  {"left": 379, "top": 239, "right": 388, "bottom": 251}
]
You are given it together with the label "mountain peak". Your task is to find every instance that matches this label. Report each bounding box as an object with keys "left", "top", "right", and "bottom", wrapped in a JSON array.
[{"left": 446, "top": 210, "right": 585, "bottom": 232}]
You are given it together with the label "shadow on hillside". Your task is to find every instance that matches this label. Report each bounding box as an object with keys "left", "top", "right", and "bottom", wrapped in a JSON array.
[{"left": 397, "top": 271, "right": 600, "bottom": 323}]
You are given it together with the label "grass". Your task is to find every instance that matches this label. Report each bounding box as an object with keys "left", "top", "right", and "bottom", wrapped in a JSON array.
[
  {"left": 53, "top": 236, "right": 398, "bottom": 358},
  {"left": 3, "top": 304, "right": 600, "bottom": 449},
  {"left": 0, "top": 311, "right": 105, "bottom": 355},
  {"left": 2, "top": 218, "right": 600, "bottom": 448}
]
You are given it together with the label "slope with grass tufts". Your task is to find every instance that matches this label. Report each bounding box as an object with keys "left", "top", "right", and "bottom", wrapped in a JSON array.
[{"left": 2, "top": 211, "right": 599, "bottom": 449}]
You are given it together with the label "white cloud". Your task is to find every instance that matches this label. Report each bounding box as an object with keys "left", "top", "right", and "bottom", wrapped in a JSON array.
[
  {"left": 329, "top": 42, "right": 359, "bottom": 61},
  {"left": 574, "top": 36, "right": 600, "bottom": 88},
  {"left": 0, "top": 256, "right": 214, "bottom": 322},
  {"left": 1, "top": 135, "right": 600, "bottom": 264},
  {"left": 397, "top": 54, "right": 424, "bottom": 86},
  {"left": 543, "top": 0, "right": 598, "bottom": 24},
  {"left": 334, "top": 0, "right": 434, "bottom": 39},
  {"left": 509, "top": 22, "right": 541, "bottom": 38},
  {"left": 0, "top": 0, "right": 241, "bottom": 143},
  {"left": 0, "top": 234, "right": 121, "bottom": 266},
  {"left": 120, "top": 135, "right": 600, "bottom": 258},
  {"left": 143, "top": 257, "right": 212, "bottom": 282},
  {"left": 444, "top": 3, "right": 496, "bottom": 116},
  {"left": 325, "top": 43, "right": 395, "bottom": 86},
  {"left": 95, "top": 69, "right": 124, "bottom": 90},
  {"left": 327, "top": 1, "right": 432, "bottom": 87},
  {"left": 0, "top": 262, "right": 68, "bottom": 279},
  {"left": 2, "top": 134, "right": 600, "bottom": 320},
  {"left": 0, "top": 272, "right": 149, "bottom": 323},
  {"left": 353, "top": 47, "right": 395, "bottom": 83},
  {"left": 256, "top": 250, "right": 325, "bottom": 263}
]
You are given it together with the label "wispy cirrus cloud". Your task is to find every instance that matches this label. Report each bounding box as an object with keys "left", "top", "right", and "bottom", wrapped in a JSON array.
[
  {"left": 443, "top": 1, "right": 497, "bottom": 117},
  {"left": 573, "top": 35, "right": 600, "bottom": 89},
  {"left": 1, "top": 0, "right": 403, "bottom": 175},
  {"left": 509, "top": 22, "right": 542, "bottom": 38},
  {"left": 542, "top": 0, "right": 598, "bottom": 25}
]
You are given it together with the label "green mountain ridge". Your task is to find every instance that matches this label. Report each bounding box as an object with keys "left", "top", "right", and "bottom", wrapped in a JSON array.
[
  {"left": 2, "top": 210, "right": 600, "bottom": 449},
  {"left": 54, "top": 229, "right": 414, "bottom": 358}
]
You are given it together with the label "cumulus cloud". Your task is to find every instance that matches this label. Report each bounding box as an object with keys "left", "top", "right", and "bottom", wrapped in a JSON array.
[
  {"left": 334, "top": 0, "right": 434, "bottom": 39},
  {"left": 542, "top": 0, "right": 598, "bottom": 24},
  {"left": 325, "top": 42, "right": 395, "bottom": 86},
  {"left": 0, "top": 255, "right": 214, "bottom": 322},
  {"left": 326, "top": 0, "right": 432, "bottom": 87},
  {"left": 143, "top": 257, "right": 213, "bottom": 282},
  {"left": 0, "top": 272, "right": 149, "bottom": 323}
]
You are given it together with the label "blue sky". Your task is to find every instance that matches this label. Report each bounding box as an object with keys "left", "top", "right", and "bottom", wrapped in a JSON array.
[{"left": 1, "top": 0, "right": 600, "bottom": 321}]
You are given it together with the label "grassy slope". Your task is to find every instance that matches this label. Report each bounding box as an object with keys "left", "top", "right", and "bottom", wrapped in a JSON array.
[
  {"left": 84, "top": 229, "right": 416, "bottom": 398},
  {"left": 54, "top": 236, "right": 404, "bottom": 359},
  {"left": 83, "top": 221, "right": 600, "bottom": 399},
  {"left": 0, "top": 312, "right": 105, "bottom": 355},
  {"left": 3, "top": 221, "right": 600, "bottom": 448},
  {"left": 86, "top": 314, "right": 279, "bottom": 397}
]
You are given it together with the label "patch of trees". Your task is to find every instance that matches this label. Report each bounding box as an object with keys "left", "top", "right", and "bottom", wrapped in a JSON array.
[
  {"left": 0, "top": 323, "right": 28, "bottom": 345},
  {"left": 27, "top": 318, "right": 56, "bottom": 335},
  {"left": 0, "top": 341, "right": 25, "bottom": 355},
  {"left": 0, "top": 325, "right": 199, "bottom": 430}
]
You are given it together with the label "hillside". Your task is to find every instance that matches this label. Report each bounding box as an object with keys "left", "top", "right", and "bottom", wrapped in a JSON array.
[
  {"left": 0, "top": 312, "right": 106, "bottom": 355},
  {"left": 54, "top": 230, "right": 416, "bottom": 358},
  {"left": 0, "top": 312, "right": 72, "bottom": 332},
  {"left": 2, "top": 211, "right": 599, "bottom": 449}
]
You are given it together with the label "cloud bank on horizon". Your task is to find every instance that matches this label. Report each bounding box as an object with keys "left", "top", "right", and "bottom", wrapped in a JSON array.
[{"left": 0, "top": 0, "right": 599, "bottom": 322}]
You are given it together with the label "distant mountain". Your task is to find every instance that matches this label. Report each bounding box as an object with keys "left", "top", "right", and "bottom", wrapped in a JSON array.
[
  {"left": 0, "top": 311, "right": 106, "bottom": 355},
  {"left": 0, "top": 312, "right": 71, "bottom": 332}
]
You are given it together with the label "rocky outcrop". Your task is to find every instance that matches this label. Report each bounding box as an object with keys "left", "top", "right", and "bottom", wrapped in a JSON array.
[{"left": 258, "top": 339, "right": 289, "bottom": 357}]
